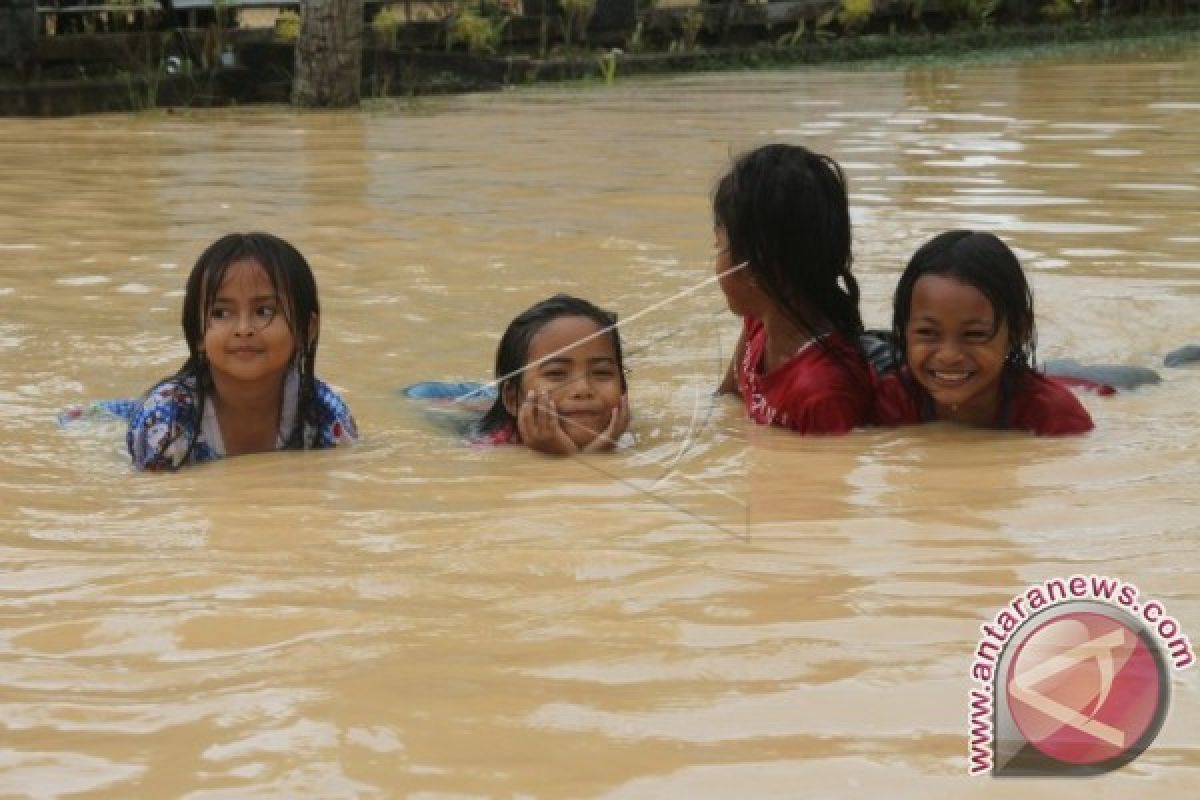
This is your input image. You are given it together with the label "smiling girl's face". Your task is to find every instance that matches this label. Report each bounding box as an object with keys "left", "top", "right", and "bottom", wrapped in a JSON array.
[
  {"left": 503, "top": 315, "right": 624, "bottom": 449},
  {"left": 905, "top": 273, "right": 1010, "bottom": 427},
  {"left": 201, "top": 258, "right": 298, "bottom": 388}
]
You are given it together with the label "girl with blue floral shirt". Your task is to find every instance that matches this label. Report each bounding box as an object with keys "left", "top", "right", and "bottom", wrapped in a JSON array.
[{"left": 127, "top": 232, "right": 356, "bottom": 471}]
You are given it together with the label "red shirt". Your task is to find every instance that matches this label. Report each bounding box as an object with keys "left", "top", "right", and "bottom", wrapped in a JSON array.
[
  {"left": 475, "top": 420, "right": 519, "bottom": 446},
  {"left": 736, "top": 317, "right": 872, "bottom": 434},
  {"left": 873, "top": 367, "right": 1097, "bottom": 435}
]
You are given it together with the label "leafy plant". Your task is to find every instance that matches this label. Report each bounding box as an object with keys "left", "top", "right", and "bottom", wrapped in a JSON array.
[
  {"left": 1040, "top": 0, "right": 1074, "bottom": 18},
  {"left": 447, "top": 5, "right": 508, "bottom": 54},
  {"left": 120, "top": 63, "right": 164, "bottom": 111},
  {"left": 561, "top": 0, "right": 597, "bottom": 51},
  {"left": 595, "top": 49, "right": 618, "bottom": 84},
  {"left": 117, "top": 32, "right": 186, "bottom": 112},
  {"left": 777, "top": 18, "right": 806, "bottom": 47},
  {"left": 372, "top": 6, "right": 405, "bottom": 49},
  {"left": 969, "top": 0, "right": 1002, "bottom": 27},
  {"left": 681, "top": 9, "right": 705, "bottom": 51},
  {"left": 274, "top": 10, "right": 300, "bottom": 43},
  {"left": 625, "top": 19, "right": 646, "bottom": 53},
  {"left": 944, "top": 0, "right": 1003, "bottom": 27},
  {"left": 814, "top": 6, "right": 838, "bottom": 41},
  {"left": 838, "top": 0, "right": 873, "bottom": 34}
]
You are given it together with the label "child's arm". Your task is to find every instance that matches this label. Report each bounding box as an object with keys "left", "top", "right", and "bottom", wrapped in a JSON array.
[
  {"left": 717, "top": 328, "right": 746, "bottom": 396},
  {"left": 127, "top": 383, "right": 195, "bottom": 471},
  {"left": 314, "top": 379, "right": 359, "bottom": 446}
]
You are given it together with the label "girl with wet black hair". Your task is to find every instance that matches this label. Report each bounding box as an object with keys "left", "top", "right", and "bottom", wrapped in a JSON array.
[
  {"left": 713, "top": 143, "right": 873, "bottom": 433},
  {"left": 476, "top": 294, "right": 630, "bottom": 456},
  {"left": 875, "top": 230, "right": 1095, "bottom": 435},
  {"left": 127, "top": 232, "right": 357, "bottom": 470}
]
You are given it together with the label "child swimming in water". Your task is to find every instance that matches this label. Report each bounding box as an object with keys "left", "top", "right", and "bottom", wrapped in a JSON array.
[
  {"left": 875, "top": 230, "right": 1094, "bottom": 435},
  {"left": 128, "top": 232, "right": 357, "bottom": 470},
  {"left": 475, "top": 294, "right": 630, "bottom": 456},
  {"left": 713, "top": 144, "right": 873, "bottom": 433}
]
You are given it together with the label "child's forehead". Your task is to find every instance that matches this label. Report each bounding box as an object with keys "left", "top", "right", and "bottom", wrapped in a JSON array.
[
  {"left": 912, "top": 273, "right": 994, "bottom": 312},
  {"left": 203, "top": 257, "right": 279, "bottom": 298},
  {"left": 528, "top": 315, "right": 615, "bottom": 358},
  {"left": 219, "top": 258, "right": 274, "bottom": 288}
]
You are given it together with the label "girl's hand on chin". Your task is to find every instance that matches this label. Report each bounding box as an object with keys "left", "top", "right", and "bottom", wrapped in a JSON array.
[
  {"left": 517, "top": 389, "right": 578, "bottom": 457},
  {"left": 582, "top": 396, "right": 630, "bottom": 454}
]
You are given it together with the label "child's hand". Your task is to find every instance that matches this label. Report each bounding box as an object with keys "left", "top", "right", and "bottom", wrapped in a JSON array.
[
  {"left": 517, "top": 389, "right": 578, "bottom": 456},
  {"left": 581, "top": 396, "right": 630, "bottom": 453}
]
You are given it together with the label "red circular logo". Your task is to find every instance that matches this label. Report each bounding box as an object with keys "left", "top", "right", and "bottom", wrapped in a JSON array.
[{"left": 1005, "top": 611, "right": 1164, "bottom": 766}]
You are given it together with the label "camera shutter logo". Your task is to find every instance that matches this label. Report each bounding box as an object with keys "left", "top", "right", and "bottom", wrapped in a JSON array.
[{"left": 992, "top": 602, "right": 1170, "bottom": 776}]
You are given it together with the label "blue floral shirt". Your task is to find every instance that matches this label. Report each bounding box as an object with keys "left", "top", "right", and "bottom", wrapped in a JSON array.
[{"left": 127, "top": 369, "right": 357, "bottom": 471}]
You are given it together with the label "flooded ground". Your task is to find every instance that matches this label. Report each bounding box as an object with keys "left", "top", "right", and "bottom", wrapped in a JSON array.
[{"left": 1, "top": 53, "right": 1198, "bottom": 797}]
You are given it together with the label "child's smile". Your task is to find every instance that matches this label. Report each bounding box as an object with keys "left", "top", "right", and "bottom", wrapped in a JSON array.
[
  {"left": 928, "top": 369, "right": 975, "bottom": 387},
  {"left": 906, "top": 274, "right": 1010, "bottom": 426}
]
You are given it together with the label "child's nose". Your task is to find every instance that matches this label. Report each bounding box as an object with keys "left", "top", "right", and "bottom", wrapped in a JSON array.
[
  {"left": 233, "top": 311, "right": 257, "bottom": 334},
  {"left": 935, "top": 342, "right": 966, "bottom": 364},
  {"left": 569, "top": 376, "right": 595, "bottom": 398}
]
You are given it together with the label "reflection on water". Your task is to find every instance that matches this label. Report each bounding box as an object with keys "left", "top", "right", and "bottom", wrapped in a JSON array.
[{"left": 1, "top": 54, "right": 1199, "bottom": 797}]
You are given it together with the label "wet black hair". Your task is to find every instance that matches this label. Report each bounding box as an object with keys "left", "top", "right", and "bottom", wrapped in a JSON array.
[
  {"left": 892, "top": 230, "right": 1037, "bottom": 373},
  {"left": 144, "top": 232, "right": 322, "bottom": 465},
  {"left": 713, "top": 144, "right": 865, "bottom": 348},
  {"left": 477, "top": 293, "right": 627, "bottom": 435}
]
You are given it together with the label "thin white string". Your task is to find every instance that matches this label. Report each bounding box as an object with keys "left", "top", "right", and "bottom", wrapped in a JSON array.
[{"left": 451, "top": 261, "right": 749, "bottom": 406}]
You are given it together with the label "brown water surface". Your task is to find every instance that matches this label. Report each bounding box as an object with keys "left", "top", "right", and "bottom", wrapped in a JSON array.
[{"left": 1, "top": 57, "right": 1199, "bottom": 797}]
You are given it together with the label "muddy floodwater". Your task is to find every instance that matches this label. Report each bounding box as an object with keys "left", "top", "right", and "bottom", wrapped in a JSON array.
[{"left": 1, "top": 53, "right": 1198, "bottom": 797}]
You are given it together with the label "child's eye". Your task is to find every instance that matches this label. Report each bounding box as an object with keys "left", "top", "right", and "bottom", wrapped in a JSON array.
[
  {"left": 591, "top": 368, "right": 617, "bottom": 379},
  {"left": 964, "top": 330, "right": 992, "bottom": 342},
  {"left": 210, "top": 308, "right": 231, "bottom": 320},
  {"left": 543, "top": 369, "right": 568, "bottom": 380},
  {"left": 912, "top": 327, "right": 937, "bottom": 340},
  {"left": 255, "top": 305, "right": 277, "bottom": 320}
]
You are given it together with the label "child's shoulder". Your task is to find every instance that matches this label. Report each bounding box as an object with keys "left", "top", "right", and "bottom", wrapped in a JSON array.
[
  {"left": 871, "top": 366, "right": 922, "bottom": 427},
  {"left": 312, "top": 376, "right": 351, "bottom": 410},
  {"left": 310, "top": 376, "right": 358, "bottom": 444},
  {"left": 793, "top": 332, "right": 871, "bottom": 389},
  {"left": 1012, "top": 372, "right": 1094, "bottom": 435},
  {"left": 753, "top": 332, "right": 872, "bottom": 433},
  {"left": 135, "top": 375, "right": 201, "bottom": 417},
  {"left": 127, "top": 375, "right": 205, "bottom": 471},
  {"left": 471, "top": 420, "right": 520, "bottom": 447}
]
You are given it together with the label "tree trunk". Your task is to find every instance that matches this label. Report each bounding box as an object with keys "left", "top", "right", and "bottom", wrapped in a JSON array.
[{"left": 292, "top": 0, "right": 364, "bottom": 108}]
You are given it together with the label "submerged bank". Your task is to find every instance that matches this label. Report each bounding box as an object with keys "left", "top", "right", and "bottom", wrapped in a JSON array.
[{"left": 3, "top": 14, "right": 1200, "bottom": 116}]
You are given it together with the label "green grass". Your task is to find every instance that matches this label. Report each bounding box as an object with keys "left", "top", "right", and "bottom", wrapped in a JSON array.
[{"left": 558, "top": 16, "right": 1200, "bottom": 82}]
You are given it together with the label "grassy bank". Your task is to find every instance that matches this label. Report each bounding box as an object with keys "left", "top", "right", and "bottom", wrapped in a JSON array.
[
  {"left": 3, "top": 12, "right": 1199, "bottom": 115},
  {"left": 531, "top": 15, "right": 1200, "bottom": 85}
]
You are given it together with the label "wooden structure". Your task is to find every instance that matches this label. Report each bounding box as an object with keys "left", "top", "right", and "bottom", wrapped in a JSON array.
[{"left": 1, "top": 0, "right": 39, "bottom": 78}]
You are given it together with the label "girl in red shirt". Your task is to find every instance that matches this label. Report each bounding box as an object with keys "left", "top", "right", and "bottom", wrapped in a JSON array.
[
  {"left": 713, "top": 144, "right": 873, "bottom": 434},
  {"left": 875, "top": 230, "right": 1094, "bottom": 436}
]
